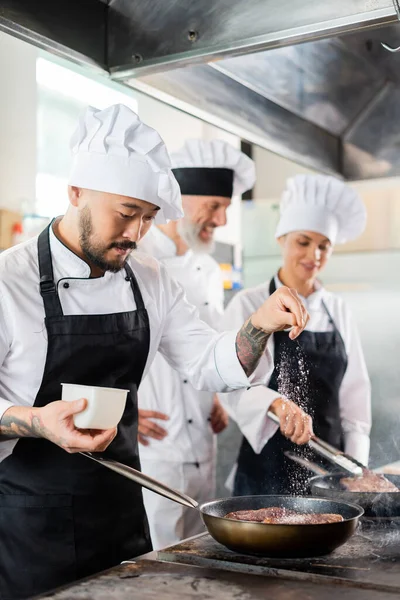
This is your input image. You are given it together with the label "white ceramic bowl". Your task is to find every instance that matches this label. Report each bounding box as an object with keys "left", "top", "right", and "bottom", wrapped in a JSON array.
[{"left": 61, "top": 383, "right": 128, "bottom": 429}]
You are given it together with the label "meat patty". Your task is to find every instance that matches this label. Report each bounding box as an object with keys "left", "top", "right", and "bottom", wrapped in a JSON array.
[
  {"left": 263, "top": 513, "right": 343, "bottom": 525},
  {"left": 340, "top": 469, "right": 399, "bottom": 493},
  {"left": 225, "top": 507, "right": 295, "bottom": 522},
  {"left": 225, "top": 507, "right": 343, "bottom": 524}
]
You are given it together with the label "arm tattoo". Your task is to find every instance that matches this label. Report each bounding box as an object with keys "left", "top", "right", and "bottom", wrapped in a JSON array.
[
  {"left": 0, "top": 407, "right": 41, "bottom": 440},
  {"left": 0, "top": 406, "right": 69, "bottom": 447},
  {"left": 236, "top": 318, "right": 270, "bottom": 377}
]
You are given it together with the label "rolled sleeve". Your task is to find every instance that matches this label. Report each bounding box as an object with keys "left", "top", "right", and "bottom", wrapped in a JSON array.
[
  {"left": 213, "top": 330, "right": 273, "bottom": 390},
  {"left": 344, "top": 430, "right": 370, "bottom": 466},
  {"left": 158, "top": 266, "right": 274, "bottom": 394},
  {"left": 0, "top": 292, "right": 13, "bottom": 423},
  {"left": 0, "top": 398, "right": 14, "bottom": 423}
]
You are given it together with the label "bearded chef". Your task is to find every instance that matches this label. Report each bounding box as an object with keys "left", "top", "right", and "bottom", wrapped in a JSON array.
[
  {"left": 0, "top": 104, "right": 309, "bottom": 599},
  {"left": 138, "top": 139, "right": 256, "bottom": 550},
  {"left": 221, "top": 174, "right": 371, "bottom": 495}
]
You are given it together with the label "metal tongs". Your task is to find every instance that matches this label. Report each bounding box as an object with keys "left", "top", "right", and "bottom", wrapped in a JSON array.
[
  {"left": 267, "top": 411, "right": 364, "bottom": 476},
  {"left": 283, "top": 451, "right": 329, "bottom": 476}
]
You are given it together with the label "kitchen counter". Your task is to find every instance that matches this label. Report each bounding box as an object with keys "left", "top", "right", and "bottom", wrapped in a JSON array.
[
  {"left": 35, "top": 558, "right": 400, "bottom": 599},
  {"left": 35, "top": 520, "right": 400, "bottom": 599}
]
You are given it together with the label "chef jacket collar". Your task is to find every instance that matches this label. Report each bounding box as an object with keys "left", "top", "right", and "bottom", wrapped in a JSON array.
[{"left": 49, "top": 219, "right": 117, "bottom": 280}]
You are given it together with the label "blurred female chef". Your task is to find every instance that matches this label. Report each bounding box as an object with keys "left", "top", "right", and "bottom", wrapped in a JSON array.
[{"left": 222, "top": 174, "right": 371, "bottom": 495}]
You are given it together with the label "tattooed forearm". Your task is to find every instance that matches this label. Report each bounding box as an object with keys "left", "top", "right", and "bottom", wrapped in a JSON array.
[
  {"left": 0, "top": 406, "right": 42, "bottom": 440},
  {"left": 236, "top": 318, "right": 270, "bottom": 377},
  {"left": 0, "top": 406, "right": 70, "bottom": 447}
]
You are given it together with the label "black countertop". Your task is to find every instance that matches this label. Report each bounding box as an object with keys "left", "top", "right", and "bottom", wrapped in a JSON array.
[
  {"left": 34, "top": 521, "right": 400, "bottom": 598},
  {"left": 36, "top": 558, "right": 400, "bottom": 599}
]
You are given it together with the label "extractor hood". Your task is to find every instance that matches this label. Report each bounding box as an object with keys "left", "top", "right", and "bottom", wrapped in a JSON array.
[{"left": 1, "top": 0, "right": 400, "bottom": 179}]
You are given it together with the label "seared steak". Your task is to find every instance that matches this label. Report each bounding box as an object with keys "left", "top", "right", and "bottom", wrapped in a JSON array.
[
  {"left": 225, "top": 507, "right": 293, "bottom": 522},
  {"left": 341, "top": 469, "right": 399, "bottom": 492},
  {"left": 225, "top": 507, "right": 343, "bottom": 524},
  {"left": 263, "top": 512, "right": 343, "bottom": 524}
]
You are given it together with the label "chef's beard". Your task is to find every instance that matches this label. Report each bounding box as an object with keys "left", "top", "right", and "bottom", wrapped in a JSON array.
[
  {"left": 79, "top": 206, "right": 136, "bottom": 273},
  {"left": 177, "top": 218, "right": 215, "bottom": 255}
]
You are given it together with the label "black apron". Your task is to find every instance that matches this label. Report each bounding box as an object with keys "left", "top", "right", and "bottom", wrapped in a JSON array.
[
  {"left": 234, "top": 277, "right": 348, "bottom": 496},
  {"left": 0, "top": 225, "right": 152, "bottom": 599}
]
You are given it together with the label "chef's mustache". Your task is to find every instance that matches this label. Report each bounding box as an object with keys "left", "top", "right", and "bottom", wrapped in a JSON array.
[{"left": 108, "top": 241, "right": 137, "bottom": 251}]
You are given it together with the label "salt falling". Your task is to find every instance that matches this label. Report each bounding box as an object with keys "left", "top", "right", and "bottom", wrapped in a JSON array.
[{"left": 276, "top": 341, "right": 315, "bottom": 494}]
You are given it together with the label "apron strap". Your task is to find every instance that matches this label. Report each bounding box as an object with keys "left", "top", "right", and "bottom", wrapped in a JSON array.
[
  {"left": 320, "top": 298, "right": 338, "bottom": 330},
  {"left": 124, "top": 262, "right": 146, "bottom": 312},
  {"left": 38, "top": 225, "right": 63, "bottom": 318},
  {"left": 269, "top": 277, "right": 277, "bottom": 296}
]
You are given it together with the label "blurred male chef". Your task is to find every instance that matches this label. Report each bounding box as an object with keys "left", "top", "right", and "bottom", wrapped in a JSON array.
[
  {"left": 138, "top": 139, "right": 255, "bottom": 549},
  {"left": 0, "top": 104, "right": 309, "bottom": 599}
]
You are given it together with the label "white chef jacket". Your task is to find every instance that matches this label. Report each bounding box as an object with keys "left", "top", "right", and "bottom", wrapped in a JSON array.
[
  {"left": 138, "top": 227, "right": 224, "bottom": 463},
  {"left": 0, "top": 224, "right": 273, "bottom": 462},
  {"left": 220, "top": 275, "right": 372, "bottom": 465}
]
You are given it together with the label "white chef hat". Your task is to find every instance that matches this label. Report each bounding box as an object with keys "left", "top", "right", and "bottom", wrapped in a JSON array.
[
  {"left": 275, "top": 174, "right": 367, "bottom": 245},
  {"left": 170, "top": 139, "right": 255, "bottom": 198},
  {"left": 68, "top": 104, "right": 183, "bottom": 224}
]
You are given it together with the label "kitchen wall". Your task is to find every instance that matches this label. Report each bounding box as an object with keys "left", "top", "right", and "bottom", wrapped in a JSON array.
[{"left": 0, "top": 33, "right": 37, "bottom": 212}]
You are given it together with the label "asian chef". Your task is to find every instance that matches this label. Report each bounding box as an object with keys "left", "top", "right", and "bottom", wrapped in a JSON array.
[{"left": 0, "top": 105, "right": 308, "bottom": 599}]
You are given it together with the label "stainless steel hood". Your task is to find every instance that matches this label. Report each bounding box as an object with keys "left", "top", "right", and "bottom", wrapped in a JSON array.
[
  {"left": 133, "top": 28, "right": 400, "bottom": 180},
  {"left": 2, "top": 0, "right": 400, "bottom": 179}
]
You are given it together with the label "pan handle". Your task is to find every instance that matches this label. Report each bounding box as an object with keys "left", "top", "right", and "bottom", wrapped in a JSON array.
[{"left": 80, "top": 452, "right": 199, "bottom": 510}]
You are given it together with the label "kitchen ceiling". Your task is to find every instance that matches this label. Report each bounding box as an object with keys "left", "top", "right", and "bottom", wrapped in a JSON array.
[{"left": 1, "top": 0, "right": 400, "bottom": 179}]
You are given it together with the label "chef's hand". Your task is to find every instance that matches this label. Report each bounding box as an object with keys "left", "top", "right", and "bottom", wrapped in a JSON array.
[
  {"left": 209, "top": 395, "right": 229, "bottom": 434},
  {"left": 36, "top": 399, "right": 117, "bottom": 453},
  {"left": 138, "top": 409, "right": 169, "bottom": 446},
  {"left": 270, "top": 398, "right": 314, "bottom": 445},
  {"left": 251, "top": 286, "right": 309, "bottom": 340},
  {"left": 236, "top": 287, "right": 309, "bottom": 377}
]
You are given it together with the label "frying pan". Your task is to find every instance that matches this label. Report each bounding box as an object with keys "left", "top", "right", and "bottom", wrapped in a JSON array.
[
  {"left": 81, "top": 452, "right": 363, "bottom": 558},
  {"left": 310, "top": 473, "right": 400, "bottom": 519},
  {"left": 285, "top": 451, "right": 400, "bottom": 519}
]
